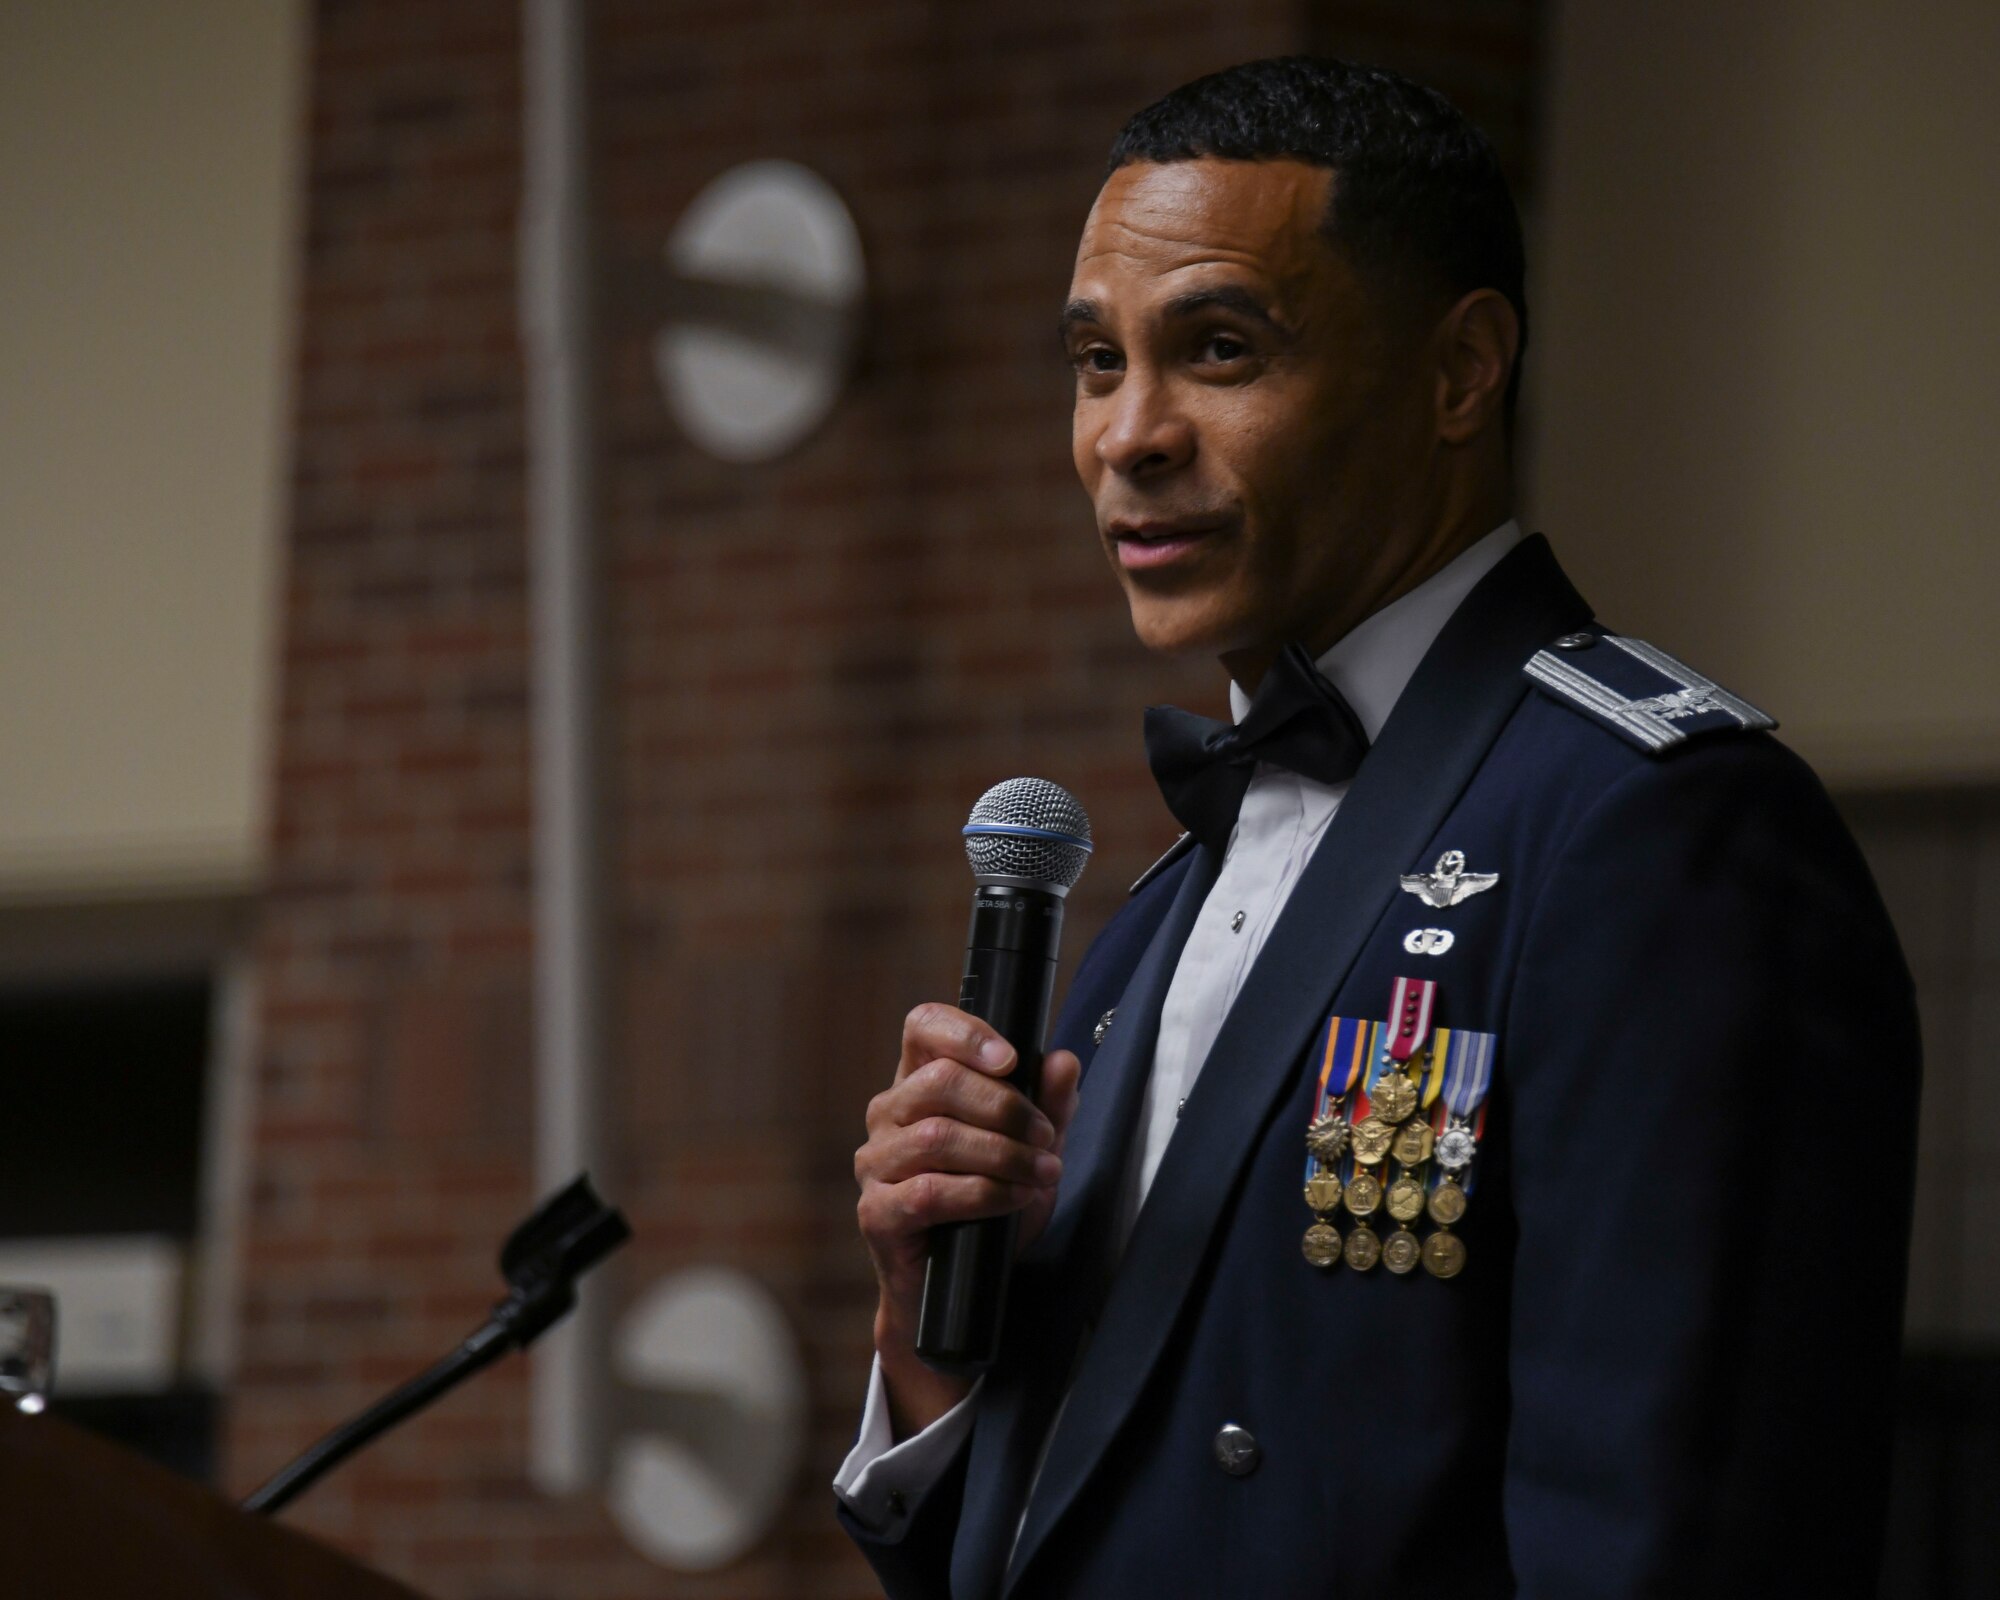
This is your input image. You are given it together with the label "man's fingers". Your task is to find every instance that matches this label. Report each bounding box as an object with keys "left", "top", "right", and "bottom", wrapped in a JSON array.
[
  {"left": 898, "top": 1002, "right": 1016, "bottom": 1081},
  {"left": 867, "top": 1057, "right": 1056, "bottom": 1148},
  {"left": 1041, "top": 1048, "right": 1083, "bottom": 1149},
  {"left": 860, "top": 1171, "right": 1041, "bottom": 1237},
  {"left": 859, "top": 1117, "right": 1064, "bottom": 1189}
]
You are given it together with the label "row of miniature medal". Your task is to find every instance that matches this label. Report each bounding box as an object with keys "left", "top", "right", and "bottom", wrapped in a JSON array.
[{"left": 1301, "top": 976, "right": 1494, "bottom": 1278}]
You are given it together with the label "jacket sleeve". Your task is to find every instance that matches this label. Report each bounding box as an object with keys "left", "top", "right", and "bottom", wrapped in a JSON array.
[
  {"left": 836, "top": 1426, "right": 969, "bottom": 1600},
  {"left": 1499, "top": 737, "right": 1918, "bottom": 1598}
]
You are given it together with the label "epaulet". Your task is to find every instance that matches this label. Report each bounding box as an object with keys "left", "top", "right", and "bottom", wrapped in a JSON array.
[
  {"left": 1129, "top": 831, "right": 1195, "bottom": 895},
  {"left": 1523, "top": 630, "right": 1776, "bottom": 754}
]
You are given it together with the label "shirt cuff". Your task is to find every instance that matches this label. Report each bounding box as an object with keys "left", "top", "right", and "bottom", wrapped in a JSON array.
[{"left": 832, "top": 1355, "right": 982, "bottom": 1531}]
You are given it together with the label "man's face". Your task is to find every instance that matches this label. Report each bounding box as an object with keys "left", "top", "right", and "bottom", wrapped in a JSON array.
[{"left": 1064, "top": 158, "right": 1437, "bottom": 668}]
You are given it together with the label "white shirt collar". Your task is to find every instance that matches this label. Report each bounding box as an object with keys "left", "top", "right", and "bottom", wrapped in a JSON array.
[{"left": 1228, "top": 519, "right": 1524, "bottom": 741}]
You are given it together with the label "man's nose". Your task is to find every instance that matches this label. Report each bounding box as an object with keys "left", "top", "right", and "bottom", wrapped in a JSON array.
[{"left": 1095, "top": 372, "right": 1194, "bottom": 478}]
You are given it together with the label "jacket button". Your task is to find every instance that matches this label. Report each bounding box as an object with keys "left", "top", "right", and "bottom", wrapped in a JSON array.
[
  {"left": 1553, "top": 631, "right": 1596, "bottom": 651},
  {"left": 1213, "top": 1423, "right": 1260, "bottom": 1476}
]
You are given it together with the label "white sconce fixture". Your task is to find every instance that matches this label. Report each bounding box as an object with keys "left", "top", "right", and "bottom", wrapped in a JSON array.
[
  {"left": 604, "top": 1266, "right": 808, "bottom": 1569},
  {"left": 650, "top": 160, "right": 866, "bottom": 462}
]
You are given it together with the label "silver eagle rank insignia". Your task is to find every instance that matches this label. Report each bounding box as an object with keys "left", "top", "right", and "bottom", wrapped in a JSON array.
[{"left": 1522, "top": 630, "right": 1775, "bottom": 753}]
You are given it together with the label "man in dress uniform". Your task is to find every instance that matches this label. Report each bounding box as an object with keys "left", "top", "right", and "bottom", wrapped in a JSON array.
[{"left": 837, "top": 57, "right": 1919, "bottom": 1599}]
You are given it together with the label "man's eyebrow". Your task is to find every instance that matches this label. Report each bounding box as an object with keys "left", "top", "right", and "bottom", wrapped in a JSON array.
[
  {"left": 1058, "top": 298, "right": 1102, "bottom": 342},
  {"left": 1162, "top": 286, "right": 1293, "bottom": 337},
  {"left": 1056, "top": 286, "right": 1295, "bottom": 345}
]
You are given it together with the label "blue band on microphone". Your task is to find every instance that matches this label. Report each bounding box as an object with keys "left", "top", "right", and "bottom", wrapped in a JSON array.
[{"left": 961, "top": 822, "right": 1093, "bottom": 853}]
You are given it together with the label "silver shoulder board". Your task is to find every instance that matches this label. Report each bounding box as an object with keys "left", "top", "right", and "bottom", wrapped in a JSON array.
[{"left": 1524, "top": 632, "right": 1775, "bottom": 754}]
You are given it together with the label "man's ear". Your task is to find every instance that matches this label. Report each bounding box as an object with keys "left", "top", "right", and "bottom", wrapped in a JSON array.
[{"left": 1434, "top": 288, "right": 1519, "bottom": 445}]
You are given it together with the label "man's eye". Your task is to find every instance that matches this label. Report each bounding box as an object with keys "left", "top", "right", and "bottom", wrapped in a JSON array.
[
  {"left": 1199, "top": 332, "right": 1250, "bottom": 363},
  {"left": 1073, "top": 346, "right": 1122, "bottom": 375}
]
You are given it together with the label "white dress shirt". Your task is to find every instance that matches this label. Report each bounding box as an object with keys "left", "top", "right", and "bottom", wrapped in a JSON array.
[{"left": 834, "top": 520, "right": 1525, "bottom": 1531}]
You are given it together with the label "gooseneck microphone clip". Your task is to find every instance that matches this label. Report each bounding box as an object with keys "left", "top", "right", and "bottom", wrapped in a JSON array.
[{"left": 243, "top": 1174, "right": 631, "bottom": 1515}]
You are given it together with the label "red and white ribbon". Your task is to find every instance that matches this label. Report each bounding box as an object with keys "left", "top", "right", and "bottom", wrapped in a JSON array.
[{"left": 1385, "top": 975, "right": 1437, "bottom": 1062}]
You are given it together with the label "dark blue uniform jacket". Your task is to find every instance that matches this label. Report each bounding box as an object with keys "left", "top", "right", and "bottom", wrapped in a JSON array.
[{"left": 841, "top": 536, "right": 1919, "bottom": 1599}]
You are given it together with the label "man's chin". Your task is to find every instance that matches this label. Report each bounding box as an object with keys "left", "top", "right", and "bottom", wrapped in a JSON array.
[{"left": 1122, "top": 594, "right": 1254, "bottom": 661}]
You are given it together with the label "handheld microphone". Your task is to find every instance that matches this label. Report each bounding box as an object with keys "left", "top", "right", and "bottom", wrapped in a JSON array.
[{"left": 916, "top": 777, "right": 1092, "bottom": 1376}]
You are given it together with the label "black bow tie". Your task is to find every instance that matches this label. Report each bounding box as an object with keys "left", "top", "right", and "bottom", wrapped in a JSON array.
[{"left": 1144, "top": 643, "right": 1370, "bottom": 856}]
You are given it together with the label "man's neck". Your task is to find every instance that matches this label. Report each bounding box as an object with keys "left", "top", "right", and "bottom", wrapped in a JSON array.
[
  {"left": 1223, "top": 518, "right": 1525, "bottom": 738},
  {"left": 1222, "top": 500, "right": 1516, "bottom": 693}
]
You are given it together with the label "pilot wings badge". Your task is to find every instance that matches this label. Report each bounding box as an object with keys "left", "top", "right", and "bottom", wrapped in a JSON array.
[{"left": 1399, "top": 850, "right": 1498, "bottom": 909}]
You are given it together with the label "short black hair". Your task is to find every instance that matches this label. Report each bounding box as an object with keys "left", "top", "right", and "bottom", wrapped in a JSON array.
[{"left": 1108, "top": 56, "right": 1528, "bottom": 417}]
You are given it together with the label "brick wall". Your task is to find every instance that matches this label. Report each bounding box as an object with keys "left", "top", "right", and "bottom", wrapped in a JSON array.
[{"left": 234, "top": 3, "right": 1540, "bottom": 1595}]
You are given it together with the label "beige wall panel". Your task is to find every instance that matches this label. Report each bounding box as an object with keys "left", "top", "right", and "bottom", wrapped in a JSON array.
[
  {"left": 1529, "top": 0, "right": 2000, "bottom": 785},
  {"left": 0, "top": 0, "right": 304, "bottom": 897}
]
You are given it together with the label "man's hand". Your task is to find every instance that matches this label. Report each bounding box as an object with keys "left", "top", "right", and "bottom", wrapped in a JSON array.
[{"left": 855, "top": 1002, "right": 1082, "bottom": 1439}]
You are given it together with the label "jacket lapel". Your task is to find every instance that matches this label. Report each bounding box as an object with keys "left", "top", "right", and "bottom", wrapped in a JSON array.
[
  {"left": 952, "top": 847, "right": 1217, "bottom": 1600},
  {"left": 1003, "top": 536, "right": 1591, "bottom": 1589}
]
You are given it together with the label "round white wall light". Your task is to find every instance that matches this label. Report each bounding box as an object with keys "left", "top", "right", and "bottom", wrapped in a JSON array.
[
  {"left": 604, "top": 1265, "right": 808, "bottom": 1571},
  {"left": 654, "top": 160, "right": 865, "bottom": 462}
]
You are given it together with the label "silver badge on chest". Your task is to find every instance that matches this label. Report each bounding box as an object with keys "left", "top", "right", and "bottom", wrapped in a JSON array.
[{"left": 1399, "top": 850, "right": 1498, "bottom": 909}]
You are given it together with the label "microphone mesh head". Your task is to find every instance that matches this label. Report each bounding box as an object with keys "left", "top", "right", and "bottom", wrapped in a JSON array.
[{"left": 963, "top": 777, "right": 1092, "bottom": 890}]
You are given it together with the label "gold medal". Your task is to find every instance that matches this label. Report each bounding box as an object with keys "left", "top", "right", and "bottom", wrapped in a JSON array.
[
  {"left": 1343, "top": 1171, "right": 1382, "bottom": 1217},
  {"left": 1382, "top": 1227, "right": 1421, "bottom": 1274},
  {"left": 1391, "top": 1120, "right": 1434, "bottom": 1166},
  {"left": 1427, "top": 1178, "right": 1467, "bottom": 1227},
  {"left": 1305, "top": 1109, "right": 1350, "bottom": 1163},
  {"left": 1302, "top": 1220, "right": 1341, "bottom": 1269},
  {"left": 1303, "top": 1169, "right": 1343, "bottom": 1214},
  {"left": 1370, "top": 1069, "right": 1418, "bottom": 1124},
  {"left": 1343, "top": 1224, "right": 1382, "bottom": 1271},
  {"left": 1350, "top": 1115, "right": 1394, "bottom": 1165},
  {"left": 1421, "top": 1229, "right": 1467, "bottom": 1279},
  {"left": 1386, "top": 1175, "right": 1426, "bottom": 1223}
]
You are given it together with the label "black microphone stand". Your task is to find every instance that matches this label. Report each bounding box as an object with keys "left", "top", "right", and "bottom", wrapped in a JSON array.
[{"left": 242, "top": 1174, "right": 631, "bottom": 1515}]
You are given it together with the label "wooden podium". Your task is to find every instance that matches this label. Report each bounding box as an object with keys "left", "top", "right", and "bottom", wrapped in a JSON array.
[{"left": 0, "top": 1409, "right": 427, "bottom": 1599}]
